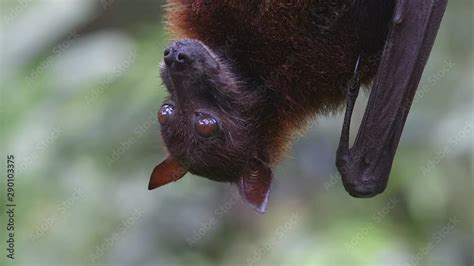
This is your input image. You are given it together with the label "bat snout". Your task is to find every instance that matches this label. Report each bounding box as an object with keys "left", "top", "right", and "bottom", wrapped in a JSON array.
[
  {"left": 164, "top": 46, "right": 194, "bottom": 71},
  {"left": 164, "top": 39, "right": 220, "bottom": 74}
]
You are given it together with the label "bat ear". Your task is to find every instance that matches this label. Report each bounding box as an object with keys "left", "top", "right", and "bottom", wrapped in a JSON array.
[
  {"left": 237, "top": 159, "right": 273, "bottom": 214},
  {"left": 148, "top": 157, "right": 187, "bottom": 190}
]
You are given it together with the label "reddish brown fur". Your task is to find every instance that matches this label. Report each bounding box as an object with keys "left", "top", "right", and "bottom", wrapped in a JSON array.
[{"left": 164, "top": 0, "right": 393, "bottom": 164}]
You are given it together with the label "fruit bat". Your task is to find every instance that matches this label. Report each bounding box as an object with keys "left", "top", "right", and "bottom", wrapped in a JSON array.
[{"left": 148, "top": 0, "right": 448, "bottom": 213}]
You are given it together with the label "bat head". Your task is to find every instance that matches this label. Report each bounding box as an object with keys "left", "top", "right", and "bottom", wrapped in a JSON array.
[{"left": 149, "top": 39, "right": 272, "bottom": 213}]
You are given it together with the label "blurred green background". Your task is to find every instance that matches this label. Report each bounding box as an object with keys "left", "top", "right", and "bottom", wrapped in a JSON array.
[{"left": 0, "top": 1, "right": 472, "bottom": 265}]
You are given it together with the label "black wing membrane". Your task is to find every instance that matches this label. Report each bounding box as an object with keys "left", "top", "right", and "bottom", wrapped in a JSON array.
[{"left": 337, "top": 0, "right": 448, "bottom": 197}]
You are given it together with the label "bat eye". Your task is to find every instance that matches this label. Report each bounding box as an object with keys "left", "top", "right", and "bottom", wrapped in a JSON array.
[
  {"left": 158, "top": 104, "right": 175, "bottom": 125},
  {"left": 194, "top": 112, "right": 219, "bottom": 139}
]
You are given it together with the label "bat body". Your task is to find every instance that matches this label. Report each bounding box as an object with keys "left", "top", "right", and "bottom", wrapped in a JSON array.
[
  {"left": 149, "top": 0, "right": 447, "bottom": 213},
  {"left": 165, "top": 1, "right": 393, "bottom": 164}
]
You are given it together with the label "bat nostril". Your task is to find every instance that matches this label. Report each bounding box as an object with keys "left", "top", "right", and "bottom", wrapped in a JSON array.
[
  {"left": 164, "top": 48, "right": 175, "bottom": 66},
  {"left": 176, "top": 52, "right": 189, "bottom": 63}
]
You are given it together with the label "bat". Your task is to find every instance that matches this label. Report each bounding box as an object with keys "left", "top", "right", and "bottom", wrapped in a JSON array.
[{"left": 148, "top": 0, "right": 448, "bottom": 213}]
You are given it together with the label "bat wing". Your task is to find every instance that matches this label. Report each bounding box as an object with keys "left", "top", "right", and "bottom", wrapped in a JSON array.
[{"left": 336, "top": 0, "right": 448, "bottom": 197}]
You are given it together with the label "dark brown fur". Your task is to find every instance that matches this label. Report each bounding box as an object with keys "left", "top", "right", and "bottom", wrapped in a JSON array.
[{"left": 164, "top": 0, "right": 394, "bottom": 165}]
